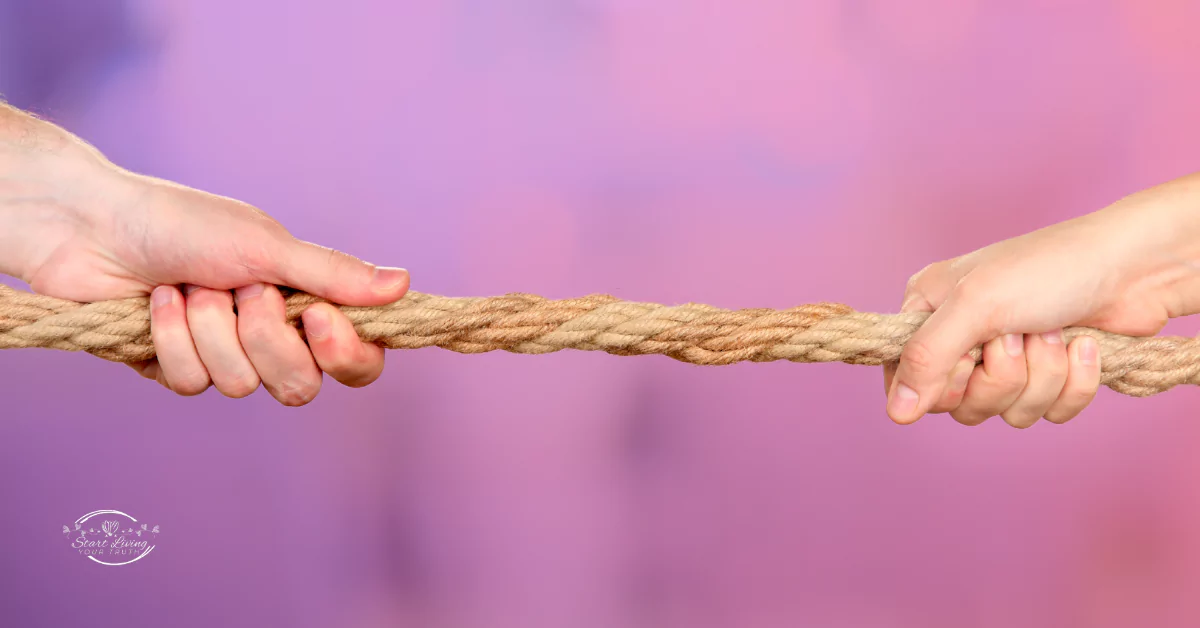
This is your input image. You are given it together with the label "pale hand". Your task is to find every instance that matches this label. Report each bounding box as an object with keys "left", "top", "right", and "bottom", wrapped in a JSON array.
[
  {"left": 885, "top": 173, "right": 1200, "bottom": 427},
  {"left": 0, "top": 103, "right": 409, "bottom": 406}
]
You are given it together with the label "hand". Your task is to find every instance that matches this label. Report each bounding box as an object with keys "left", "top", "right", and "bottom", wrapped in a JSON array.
[
  {"left": 884, "top": 173, "right": 1200, "bottom": 427},
  {"left": 0, "top": 103, "right": 409, "bottom": 406}
]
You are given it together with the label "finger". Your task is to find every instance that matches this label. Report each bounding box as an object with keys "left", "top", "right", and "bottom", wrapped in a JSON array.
[
  {"left": 887, "top": 286, "right": 997, "bottom": 424},
  {"left": 927, "top": 355, "right": 977, "bottom": 414},
  {"left": 235, "top": 283, "right": 323, "bottom": 407},
  {"left": 1044, "top": 335, "right": 1101, "bottom": 424},
  {"left": 185, "top": 285, "right": 260, "bottom": 398},
  {"left": 126, "top": 360, "right": 172, "bottom": 390},
  {"left": 949, "top": 334, "right": 1028, "bottom": 426},
  {"left": 882, "top": 292, "right": 935, "bottom": 406},
  {"left": 302, "top": 303, "right": 386, "bottom": 388},
  {"left": 149, "top": 285, "right": 211, "bottom": 396},
  {"left": 1000, "top": 330, "right": 1068, "bottom": 429},
  {"left": 267, "top": 238, "right": 409, "bottom": 307},
  {"left": 127, "top": 360, "right": 159, "bottom": 381}
]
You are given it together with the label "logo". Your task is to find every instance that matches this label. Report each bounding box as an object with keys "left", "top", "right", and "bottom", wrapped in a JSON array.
[{"left": 62, "top": 510, "right": 160, "bottom": 566}]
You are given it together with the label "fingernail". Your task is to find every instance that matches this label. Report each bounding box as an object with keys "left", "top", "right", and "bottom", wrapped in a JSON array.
[
  {"left": 151, "top": 286, "right": 173, "bottom": 309},
  {"left": 1078, "top": 336, "right": 1098, "bottom": 366},
  {"left": 372, "top": 267, "right": 409, "bottom": 292},
  {"left": 304, "top": 309, "right": 331, "bottom": 341},
  {"left": 1040, "top": 330, "right": 1063, "bottom": 344},
  {"left": 235, "top": 284, "right": 264, "bottom": 303},
  {"left": 889, "top": 384, "right": 919, "bottom": 421},
  {"left": 1004, "top": 333, "right": 1024, "bottom": 357}
]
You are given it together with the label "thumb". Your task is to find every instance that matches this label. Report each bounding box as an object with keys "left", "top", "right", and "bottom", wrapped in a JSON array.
[
  {"left": 266, "top": 238, "right": 410, "bottom": 306},
  {"left": 887, "top": 287, "right": 992, "bottom": 424}
]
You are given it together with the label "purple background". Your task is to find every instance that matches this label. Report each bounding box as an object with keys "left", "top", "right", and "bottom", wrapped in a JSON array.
[{"left": 4, "top": 1, "right": 1200, "bottom": 626}]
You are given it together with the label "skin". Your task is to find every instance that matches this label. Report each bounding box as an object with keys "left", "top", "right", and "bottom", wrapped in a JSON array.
[
  {"left": 4, "top": 103, "right": 1200, "bottom": 421},
  {"left": 884, "top": 173, "right": 1200, "bottom": 427},
  {"left": 0, "top": 102, "right": 408, "bottom": 406}
]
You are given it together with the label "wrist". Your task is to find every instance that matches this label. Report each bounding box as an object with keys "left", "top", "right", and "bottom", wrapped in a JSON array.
[
  {"left": 1096, "top": 172, "right": 1200, "bottom": 317},
  {"left": 1165, "top": 174, "right": 1200, "bottom": 267},
  {"left": 1161, "top": 175, "right": 1200, "bottom": 317},
  {"left": 0, "top": 104, "right": 33, "bottom": 278},
  {"left": 0, "top": 105, "right": 104, "bottom": 281}
]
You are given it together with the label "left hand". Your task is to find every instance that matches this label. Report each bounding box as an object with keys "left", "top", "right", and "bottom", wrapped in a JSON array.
[
  {"left": 882, "top": 174, "right": 1200, "bottom": 427},
  {"left": 0, "top": 103, "right": 409, "bottom": 406}
]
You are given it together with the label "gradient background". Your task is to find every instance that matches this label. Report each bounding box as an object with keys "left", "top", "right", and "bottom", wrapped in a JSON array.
[{"left": 3, "top": 1, "right": 1200, "bottom": 626}]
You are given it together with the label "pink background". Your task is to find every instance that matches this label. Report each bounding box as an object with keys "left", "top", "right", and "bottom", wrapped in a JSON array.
[{"left": 3, "top": 1, "right": 1200, "bottom": 626}]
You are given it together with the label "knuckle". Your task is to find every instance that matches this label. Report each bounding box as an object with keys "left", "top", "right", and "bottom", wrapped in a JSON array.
[
  {"left": 1046, "top": 389, "right": 1097, "bottom": 422},
  {"left": 239, "top": 243, "right": 281, "bottom": 276},
  {"left": 906, "top": 261, "right": 944, "bottom": 293},
  {"left": 1063, "top": 384, "right": 1098, "bottom": 405},
  {"left": 1000, "top": 409, "right": 1038, "bottom": 429},
  {"left": 1043, "top": 360, "right": 1069, "bottom": 381},
  {"left": 234, "top": 225, "right": 289, "bottom": 272},
  {"left": 341, "top": 350, "right": 386, "bottom": 388},
  {"left": 900, "top": 338, "right": 938, "bottom": 375},
  {"left": 323, "top": 349, "right": 380, "bottom": 388},
  {"left": 324, "top": 247, "right": 368, "bottom": 279},
  {"left": 982, "top": 366, "right": 1027, "bottom": 393},
  {"left": 950, "top": 409, "right": 987, "bottom": 426},
  {"left": 340, "top": 367, "right": 382, "bottom": 389},
  {"left": 171, "top": 373, "right": 211, "bottom": 397},
  {"left": 929, "top": 391, "right": 966, "bottom": 415},
  {"left": 219, "top": 373, "right": 260, "bottom": 399},
  {"left": 951, "top": 277, "right": 989, "bottom": 309},
  {"left": 238, "top": 318, "right": 274, "bottom": 348},
  {"left": 272, "top": 379, "right": 321, "bottom": 407},
  {"left": 951, "top": 283, "right": 1007, "bottom": 338},
  {"left": 186, "top": 288, "right": 234, "bottom": 311},
  {"left": 1035, "top": 346, "right": 1070, "bottom": 377},
  {"left": 1004, "top": 374, "right": 1029, "bottom": 395},
  {"left": 129, "top": 361, "right": 158, "bottom": 380},
  {"left": 904, "top": 273, "right": 923, "bottom": 295},
  {"left": 1042, "top": 409, "right": 1076, "bottom": 424}
]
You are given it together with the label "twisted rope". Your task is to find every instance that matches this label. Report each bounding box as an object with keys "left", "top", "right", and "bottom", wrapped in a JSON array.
[{"left": 1, "top": 284, "right": 1197, "bottom": 397}]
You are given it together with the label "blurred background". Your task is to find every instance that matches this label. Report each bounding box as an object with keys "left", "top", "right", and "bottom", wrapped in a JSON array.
[{"left": 3, "top": 0, "right": 1200, "bottom": 626}]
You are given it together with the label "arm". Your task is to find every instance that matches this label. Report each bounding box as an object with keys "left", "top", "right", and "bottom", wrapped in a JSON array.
[
  {"left": 0, "top": 101, "right": 409, "bottom": 406},
  {"left": 0, "top": 101, "right": 88, "bottom": 279}
]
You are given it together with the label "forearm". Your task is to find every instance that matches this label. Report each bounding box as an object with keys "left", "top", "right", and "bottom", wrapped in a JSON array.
[
  {"left": 0, "top": 101, "right": 36, "bottom": 278},
  {"left": 1090, "top": 171, "right": 1200, "bottom": 317},
  {"left": 1148, "top": 172, "right": 1200, "bottom": 270},
  {"left": 0, "top": 102, "right": 102, "bottom": 280},
  {"left": 1151, "top": 174, "right": 1200, "bottom": 317}
]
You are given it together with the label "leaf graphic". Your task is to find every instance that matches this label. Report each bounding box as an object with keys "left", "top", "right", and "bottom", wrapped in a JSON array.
[
  {"left": 151, "top": 525, "right": 160, "bottom": 534},
  {"left": 135, "top": 530, "right": 142, "bottom": 537},
  {"left": 62, "top": 525, "right": 69, "bottom": 534},
  {"left": 74, "top": 523, "right": 81, "bottom": 531}
]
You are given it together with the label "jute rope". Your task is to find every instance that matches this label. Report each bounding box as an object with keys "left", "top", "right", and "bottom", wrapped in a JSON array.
[{"left": 1, "top": 284, "right": 1197, "bottom": 397}]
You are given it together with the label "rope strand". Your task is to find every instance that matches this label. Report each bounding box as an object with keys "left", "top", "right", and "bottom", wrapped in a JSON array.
[{"left": 1, "top": 284, "right": 1197, "bottom": 397}]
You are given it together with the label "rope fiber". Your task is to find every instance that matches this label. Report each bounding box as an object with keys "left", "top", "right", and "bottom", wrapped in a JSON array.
[{"left": 1, "top": 284, "right": 1197, "bottom": 397}]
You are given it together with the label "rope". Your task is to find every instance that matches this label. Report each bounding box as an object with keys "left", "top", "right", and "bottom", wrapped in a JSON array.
[{"left": 1, "top": 284, "right": 1197, "bottom": 397}]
